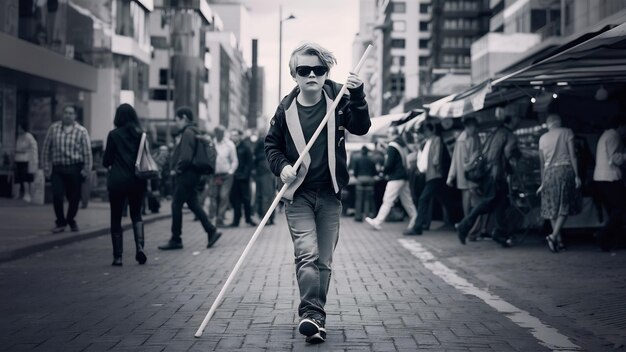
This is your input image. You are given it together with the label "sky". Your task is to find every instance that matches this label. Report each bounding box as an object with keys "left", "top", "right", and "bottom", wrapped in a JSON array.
[{"left": 238, "top": 0, "right": 361, "bottom": 118}]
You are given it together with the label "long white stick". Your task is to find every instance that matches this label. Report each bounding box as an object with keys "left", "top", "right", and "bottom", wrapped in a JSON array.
[{"left": 194, "top": 44, "right": 374, "bottom": 338}]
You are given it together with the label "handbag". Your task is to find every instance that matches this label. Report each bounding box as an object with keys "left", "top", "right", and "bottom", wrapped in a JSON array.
[
  {"left": 464, "top": 130, "right": 497, "bottom": 183},
  {"left": 135, "top": 133, "right": 160, "bottom": 180}
]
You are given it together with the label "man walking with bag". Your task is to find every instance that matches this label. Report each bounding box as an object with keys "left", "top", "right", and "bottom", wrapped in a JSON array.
[{"left": 158, "top": 107, "right": 221, "bottom": 250}]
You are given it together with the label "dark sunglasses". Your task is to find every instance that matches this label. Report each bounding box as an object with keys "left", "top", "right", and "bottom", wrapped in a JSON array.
[{"left": 296, "top": 65, "right": 328, "bottom": 77}]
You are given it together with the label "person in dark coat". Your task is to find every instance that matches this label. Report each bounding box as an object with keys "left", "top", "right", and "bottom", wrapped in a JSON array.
[
  {"left": 350, "top": 146, "right": 377, "bottom": 222},
  {"left": 254, "top": 129, "right": 276, "bottom": 225},
  {"left": 229, "top": 128, "right": 256, "bottom": 227},
  {"left": 157, "top": 107, "right": 222, "bottom": 250},
  {"left": 103, "top": 104, "right": 148, "bottom": 266}
]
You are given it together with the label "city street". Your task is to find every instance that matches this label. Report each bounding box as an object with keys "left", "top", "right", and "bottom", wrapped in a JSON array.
[{"left": 2, "top": 212, "right": 624, "bottom": 351}]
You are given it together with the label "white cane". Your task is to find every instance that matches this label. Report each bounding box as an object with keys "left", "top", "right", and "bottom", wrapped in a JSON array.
[{"left": 194, "top": 44, "right": 373, "bottom": 338}]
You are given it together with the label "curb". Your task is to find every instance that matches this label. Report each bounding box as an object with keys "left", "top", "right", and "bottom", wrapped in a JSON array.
[{"left": 0, "top": 213, "right": 172, "bottom": 264}]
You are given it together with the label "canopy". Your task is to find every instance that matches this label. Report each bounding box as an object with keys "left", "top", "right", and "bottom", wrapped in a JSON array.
[
  {"left": 493, "top": 22, "right": 626, "bottom": 86},
  {"left": 427, "top": 80, "right": 492, "bottom": 118}
]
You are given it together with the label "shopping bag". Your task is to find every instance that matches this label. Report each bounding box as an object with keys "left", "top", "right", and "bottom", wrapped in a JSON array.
[{"left": 135, "top": 133, "right": 160, "bottom": 180}]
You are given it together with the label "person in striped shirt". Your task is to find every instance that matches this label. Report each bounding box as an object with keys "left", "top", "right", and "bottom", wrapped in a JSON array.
[{"left": 42, "top": 104, "right": 92, "bottom": 233}]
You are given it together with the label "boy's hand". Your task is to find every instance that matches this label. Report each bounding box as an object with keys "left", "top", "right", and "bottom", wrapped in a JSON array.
[
  {"left": 280, "top": 165, "right": 298, "bottom": 185},
  {"left": 346, "top": 72, "right": 363, "bottom": 89}
]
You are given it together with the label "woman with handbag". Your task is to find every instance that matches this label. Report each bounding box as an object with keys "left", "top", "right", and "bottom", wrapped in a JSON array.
[
  {"left": 103, "top": 104, "right": 148, "bottom": 266},
  {"left": 537, "top": 114, "right": 581, "bottom": 253}
]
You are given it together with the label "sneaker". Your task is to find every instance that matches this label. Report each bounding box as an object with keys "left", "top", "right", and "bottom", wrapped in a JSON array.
[
  {"left": 455, "top": 223, "right": 468, "bottom": 245},
  {"left": 69, "top": 223, "right": 80, "bottom": 232},
  {"left": 207, "top": 232, "right": 222, "bottom": 248},
  {"left": 298, "top": 318, "right": 326, "bottom": 343},
  {"left": 51, "top": 225, "right": 66, "bottom": 233},
  {"left": 403, "top": 227, "right": 422, "bottom": 236},
  {"left": 158, "top": 239, "right": 183, "bottom": 250},
  {"left": 365, "top": 217, "right": 381, "bottom": 230},
  {"left": 23, "top": 194, "right": 32, "bottom": 203}
]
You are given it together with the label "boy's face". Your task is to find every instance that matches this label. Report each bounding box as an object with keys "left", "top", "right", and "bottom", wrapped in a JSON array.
[{"left": 293, "top": 54, "right": 327, "bottom": 94}]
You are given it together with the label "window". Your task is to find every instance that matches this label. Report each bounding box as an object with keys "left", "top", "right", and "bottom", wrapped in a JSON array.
[
  {"left": 419, "top": 21, "right": 429, "bottom": 31},
  {"left": 393, "top": 21, "right": 406, "bottom": 32},
  {"left": 391, "top": 39, "right": 406, "bottom": 48},
  {"left": 392, "top": 2, "right": 406, "bottom": 13},
  {"left": 150, "top": 89, "right": 173, "bottom": 101},
  {"left": 390, "top": 74, "right": 405, "bottom": 92},
  {"left": 419, "top": 39, "right": 429, "bottom": 49},
  {"left": 159, "top": 69, "right": 168, "bottom": 85},
  {"left": 115, "top": 0, "right": 149, "bottom": 47},
  {"left": 151, "top": 36, "right": 168, "bottom": 49},
  {"left": 443, "top": 55, "right": 456, "bottom": 64},
  {"left": 392, "top": 56, "right": 406, "bottom": 66},
  {"left": 420, "top": 4, "right": 429, "bottom": 14},
  {"left": 419, "top": 57, "right": 429, "bottom": 66}
]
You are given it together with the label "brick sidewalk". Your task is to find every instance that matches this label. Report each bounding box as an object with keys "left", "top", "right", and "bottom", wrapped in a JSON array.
[
  {"left": 0, "top": 213, "right": 551, "bottom": 351},
  {"left": 0, "top": 198, "right": 172, "bottom": 263}
]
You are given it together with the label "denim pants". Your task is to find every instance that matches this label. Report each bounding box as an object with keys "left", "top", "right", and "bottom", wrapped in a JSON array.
[
  {"left": 285, "top": 187, "right": 341, "bottom": 322},
  {"left": 354, "top": 176, "right": 375, "bottom": 220}
]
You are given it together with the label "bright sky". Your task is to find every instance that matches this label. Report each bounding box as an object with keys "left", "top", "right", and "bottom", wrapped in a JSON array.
[{"left": 240, "top": 0, "right": 360, "bottom": 118}]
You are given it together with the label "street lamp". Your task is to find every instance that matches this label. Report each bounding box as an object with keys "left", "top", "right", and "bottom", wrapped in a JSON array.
[{"left": 278, "top": 6, "right": 295, "bottom": 103}]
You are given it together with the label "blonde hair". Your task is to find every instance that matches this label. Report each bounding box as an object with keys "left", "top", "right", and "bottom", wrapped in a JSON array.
[{"left": 288, "top": 42, "right": 337, "bottom": 78}]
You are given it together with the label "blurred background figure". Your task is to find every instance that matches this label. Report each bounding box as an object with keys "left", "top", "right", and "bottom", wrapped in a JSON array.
[
  {"left": 208, "top": 125, "right": 238, "bottom": 227},
  {"left": 350, "top": 146, "right": 377, "bottom": 222},
  {"left": 254, "top": 128, "right": 276, "bottom": 225},
  {"left": 13, "top": 122, "right": 38, "bottom": 203},
  {"left": 229, "top": 128, "right": 256, "bottom": 227}
]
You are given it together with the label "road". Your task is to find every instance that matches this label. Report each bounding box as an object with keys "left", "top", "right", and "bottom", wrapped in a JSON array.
[{"left": 1, "top": 213, "right": 624, "bottom": 351}]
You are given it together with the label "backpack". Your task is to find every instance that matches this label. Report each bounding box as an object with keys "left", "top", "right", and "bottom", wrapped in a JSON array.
[{"left": 193, "top": 135, "right": 217, "bottom": 175}]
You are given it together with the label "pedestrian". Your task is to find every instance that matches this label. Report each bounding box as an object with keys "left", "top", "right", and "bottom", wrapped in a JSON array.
[
  {"left": 410, "top": 128, "right": 433, "bottom": 230},
  {"left": 350, "top": 146, "right": 377, "bottom": 222},
  {"left": 228, "top": 128, "right": 256, "bottom": 227},
  {"left": 265, "top": 42, "right": 371, "bottom": 344},
  {"left": 42, "top": 103, "right": 92, "bottom": 233},
  {"left": 365, "top": 126, "right": 417, "bottom": 232},
  {"left": 405, "top": 122, "right": 453, "bottom": 235},
  {"left": 208, "top": 125, "right": 238, "bottom": 227},
  {"left": 158, "top": 107, "right": 222, "bottom": 250},
  {"left": 446, "top": 116, "right": 486, "bottom": 240},
  {"left": 253, "top": 129, "right": 276, "bottom": 225},
  {"left": 13, "top": 122, "right": 38, "bottom": 203},
  {"left": 102, "top": 104, "right": 148, "bottom": 266},
  {"left": 456, "top": 115, "right": 521, "bottom": 247},
  {"left": 592, "top": 115, "right": 626, "bottom": 252},
  {"left": 537, "top": 114, "right": 582, "bottom": 253}
]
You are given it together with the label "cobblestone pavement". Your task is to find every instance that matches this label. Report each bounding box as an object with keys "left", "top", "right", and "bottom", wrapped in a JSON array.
[{"left": 0, "top": 212, "right": 619, "bottom": 351}]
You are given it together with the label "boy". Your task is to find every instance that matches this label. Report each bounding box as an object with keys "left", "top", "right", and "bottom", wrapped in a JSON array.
[{"left": 265, "top": 42, "right": 371, "bottom": 344}]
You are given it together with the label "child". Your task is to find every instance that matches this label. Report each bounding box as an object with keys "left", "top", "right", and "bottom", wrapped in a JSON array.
[{"left": 265, "top": 42, "right": 371, "bottom": 344}]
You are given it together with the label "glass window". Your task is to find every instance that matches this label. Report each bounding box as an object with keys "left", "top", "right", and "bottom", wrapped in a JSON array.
[
  {"left": 392, "top": 56, "right": 405, "bottom": 66},
  {"left": 419, "top": 57, "right": 429, "bottom": 66},
  {"left": 420, "top": 4, "right": 429, "bottom": 14},
  {"left": 419, "top": 39, "right": 429, "bottom": 49},
  {"left": 392, "top": 2, "right": 406, "bottom": 13},
  {"left": 116, "top": 0, "right": 150, "bottom": 48},
  {"left": 391, "top": 39, "right": 406, "bottom": 48},
  {"left": 419, "top": 21, "right": 429, "bottom": 31},
  {"left": 159, "top": 69, "right": 168, "bottom": 85}
]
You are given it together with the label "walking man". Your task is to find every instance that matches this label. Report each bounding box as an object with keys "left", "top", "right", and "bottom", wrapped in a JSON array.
[
  {"left": 365, "top": 127, "right": 417, "bottom": 233},
  {"left": 42, "top": 104, "right": 92, "bottom": 233},
  {"left": 350, "top": 146, "right": 378, "bottom": 222},
  {"left": 265, "top": 42, "right": 370, "bottom": 344},
  {"left": 158, "top": 107, "right": 221, "bottom": 250},
  {"left": 253, "top": 129, "right": 276, "bottom": 225},
  {"left": 208, "top": 125, "right": 238, "bottom": 227},
  {"left": 229, "top": 128, "right": 256, "bottom": 227}
]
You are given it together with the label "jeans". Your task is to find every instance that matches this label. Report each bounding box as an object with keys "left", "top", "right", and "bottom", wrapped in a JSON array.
[
  {"left": 372, "top": 179, "right": 417, "bottom": 229},
  {"left": 354, "top": 176, "right": 375, "bottom": 220},
  {"left": 230, "top": 178, "right": 253, "bottom": 225},
  {"left": 51, "top": 164, "right": 83, "bottom": 227},
  {"left": 109, "top": 190, "right": 144, "bottom": 233},
  {"left": 457, "top": 177, "right": 509, "bottom": 237},
  {"left": 285, "top": 187, "right": 341, "bottom": 322},
  {"left": 413, "top": 178, "right": 448, "bottom": 231},
  {"left": 171, "top": 171, "right": 216, "bottom": 240},
  {"left": 208, "top": 173, "right": 234, "bottom": 224}
]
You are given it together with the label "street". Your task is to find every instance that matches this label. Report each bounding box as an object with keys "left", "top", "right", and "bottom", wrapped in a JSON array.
[{"left": 2, "top": 212, "right": 624, "bottom": 352}]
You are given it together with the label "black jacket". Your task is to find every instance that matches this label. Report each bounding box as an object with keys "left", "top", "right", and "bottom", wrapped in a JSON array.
[
  {"left": 383, "top": 137, "right": 408, "bottom": 181},
  {"left": 265, "top": 80, "right": 371, "bottom": 198},
  {"left": 103, "top": 126, "right": 147, "bottom": 192},
  {"left": 234, "top": 141, "right": 253, "bottom": 180},
  {"left": 170, "top": 124, "right": 200, "bottom": 175},
  {"left": 254, "top": 140, "right": 272, "bottom": 176}
]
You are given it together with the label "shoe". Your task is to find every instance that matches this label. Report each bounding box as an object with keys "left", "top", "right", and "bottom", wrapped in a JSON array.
[
  {"left": 207, "top": 232, "right": 222, "bottom": 248},
  {"left": 111, "top": 257, "right": 123, "bottom": 266},
  {"left": 546, "top": 235, "right": 558, "bottom": 253},
  {"left": 23, "top": 194, "right": 32, "bottom": 203},
  {"left": 133, "top": 222, "right": 147, "bottom": 265},
  {"left": 354, "top": 218, "right": 363, "bottom": 222},
  {"left": 228, "top": 223, "right": 239, "bottom": 228},
  {"left": 51, "top": 225, "right": 66, "bottom": 233},
  {"left": 479, "top": 232, "right": 492, "bottom": 240},
  {"left": 455, "top": 223, "right": 468, "bottom": 245},
  {"left": 299, "top": 318, "right": 326, "bottom": 343},
  {"left": 111, "top": 232, "right": 123, "bottom": 266},
  {"left": 246, "top": 220, "right": 257, "bottom": 227},
  {"left": 69, "top": 223, "right": 79, "bottom": 232},
  {"left": 365, "top": 217, "right": 381, "bottom": 230},
  {"left": 158, "top": 239, "right": 183, "bottom": 250},
  {"left": 495, "top": 235, "right": 513, "bottom": 248}
]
